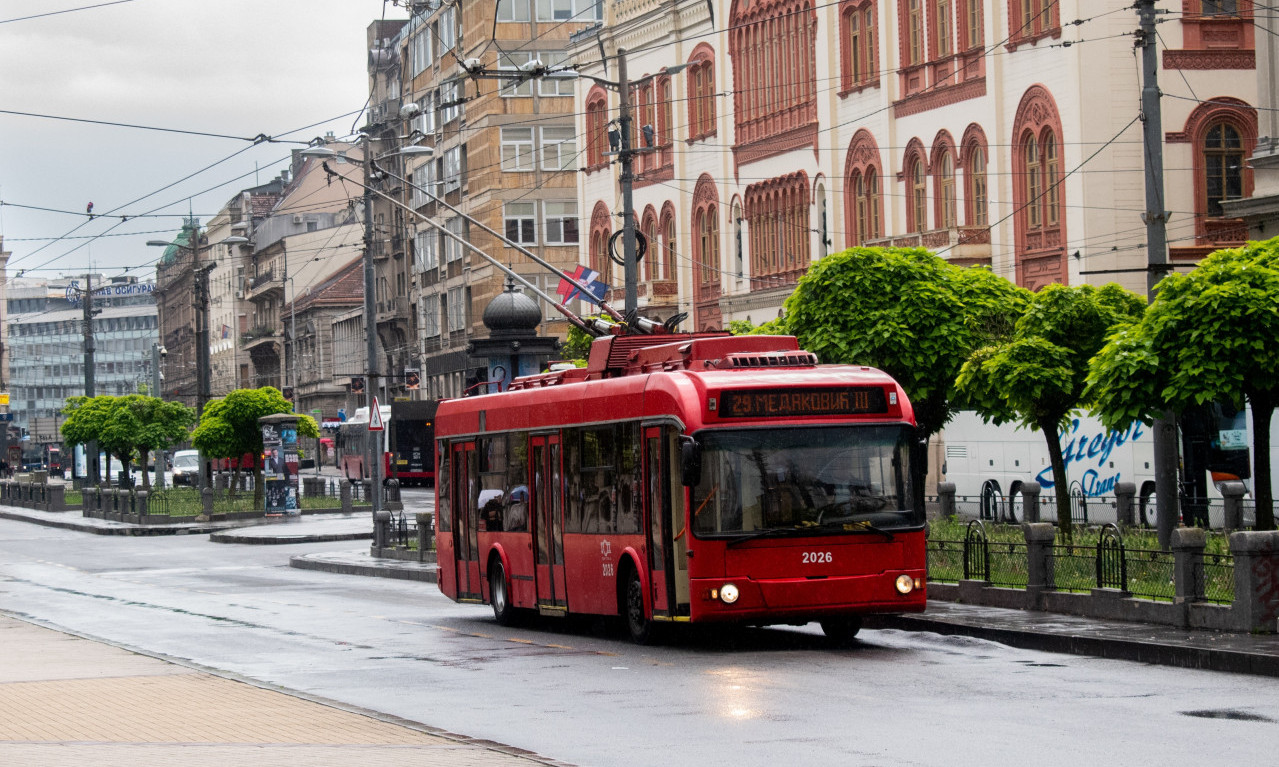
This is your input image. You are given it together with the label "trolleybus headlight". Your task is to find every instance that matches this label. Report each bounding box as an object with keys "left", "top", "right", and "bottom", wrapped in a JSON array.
[
  {"left": 895, "top": 574, "right": 915, "bottom": 595},
  {"left": 719, "top": 583, "right": 740, "bottom": 604}
]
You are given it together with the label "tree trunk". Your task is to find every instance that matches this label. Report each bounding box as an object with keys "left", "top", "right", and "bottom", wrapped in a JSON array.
[
  {"left": 1249, "top": 390, "right": 1275, "bottom": 531},
  {"left": 253, "top": 465, "right": 264, "bottom": 510},
  {"left": 139, "top": 449, "right": 151, "bottom": 490},
  {"left": 1040, "top": 418, "right": 1071, "bottom": 542}
]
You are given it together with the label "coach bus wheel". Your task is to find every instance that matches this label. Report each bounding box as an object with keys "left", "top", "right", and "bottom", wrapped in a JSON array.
[
  {"left": 820, "top": 616, "right": 862, "bottom": 647},
  {"left": 624, "top": 569, "right": 656, "bottom": 645},
  {"left": 489, "top": 560, "right": 517, "bottom": 626}
]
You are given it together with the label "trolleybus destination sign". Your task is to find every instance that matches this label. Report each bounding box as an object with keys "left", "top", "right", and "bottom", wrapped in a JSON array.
[{"left": 718, "top": 387, "right": 889, "bottom": 418}]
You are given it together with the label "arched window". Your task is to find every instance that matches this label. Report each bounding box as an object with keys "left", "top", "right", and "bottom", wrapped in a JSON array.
[
  {"left": 692, "top": 175, "right": 723, "bottom": 330},
  {"left": 745, "top": 172, "right": 810, "bottom": 286},
  {"left": 1011, "top": 85, "right": 1067, "bottom": 289},
  {"left": 641, "top": 207, "right": 659, "bottom": 281},
  {"left": 932, "top": 133, "right": 958, "bottom": 230},
  {"left": 843, "top": 129, "right": 884, "bottom": 246},
  {"left": 729, "top": 0, "right": 818, "bottom": 148},
  {"left": 907, "top": 148, "right": 928, "bottom": 233},
  {"left": 660, "top": 203, "right": 677, "bottom": 282},
  {"left": 589, "top": 201, "right": 613, "bottom": 289},
  {"left": 840, "top": 1, "right": 878, "bottom": 91},
  {"left": 585, "top": 87, "right": 609, "bottom": 169},
  {"left": 687, "top": 45, "right": 718, "bottom": 140},
  {"left": 962, "top": 125, "right": 989, "bottom": 227},
  {"left": 1203, "top": 121, "right": 1245, "bottom": 218}
]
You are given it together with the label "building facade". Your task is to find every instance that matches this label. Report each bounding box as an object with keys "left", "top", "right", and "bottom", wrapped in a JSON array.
[
  {"left": 570, "top": 1, "right": 1260, "bottom": 329},
  {"left": 6, "top": 276, "right": 158, "bottom": 455}
]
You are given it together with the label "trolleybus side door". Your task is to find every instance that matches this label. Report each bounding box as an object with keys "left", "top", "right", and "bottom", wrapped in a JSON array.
[
  {"left": 530, "top": 433, "right": 567, "bottom": 611},
  {"left": 451, "top": 440, "right": 482, "bottom": 600},
  {"left": 643, "top": 426, "right": 675, "bottom": 616}
]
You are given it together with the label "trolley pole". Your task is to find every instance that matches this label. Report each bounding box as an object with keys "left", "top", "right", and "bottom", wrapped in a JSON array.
[{"left": 1137, "top": 0, "right": 1179, "bottom": 549}]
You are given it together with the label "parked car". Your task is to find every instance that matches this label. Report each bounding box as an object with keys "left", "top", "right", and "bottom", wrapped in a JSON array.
[{"left": 171, "top": 450, "right": 200, "bottom": 486}]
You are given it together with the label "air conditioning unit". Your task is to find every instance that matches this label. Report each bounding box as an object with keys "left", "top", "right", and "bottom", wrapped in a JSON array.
[
  {"left": 292, "top": 214, "right": 305, "bottom": 224},
  {"left": 235, "top": 291, "right": 244, "bottom": 299}
]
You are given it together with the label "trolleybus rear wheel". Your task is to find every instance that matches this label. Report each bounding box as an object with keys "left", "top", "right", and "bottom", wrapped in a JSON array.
[
  {"left": 820, "top": 616, "right": 862, "bottom": 647},
  {"left": 624, "top": 569, "right": 657, "bottom": 645},
  {"left": 489, "top": 560, "right": 517, "bottom": 626}
]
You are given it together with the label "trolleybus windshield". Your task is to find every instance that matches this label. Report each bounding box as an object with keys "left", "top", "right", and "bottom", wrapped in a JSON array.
[{"left": 690, "top": 425, "right": 920, "bottom": 538}]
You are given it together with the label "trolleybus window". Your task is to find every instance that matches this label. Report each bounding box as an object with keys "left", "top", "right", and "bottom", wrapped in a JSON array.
[{"left": 690, "top": 425, "right": 919, "bottom": 538}]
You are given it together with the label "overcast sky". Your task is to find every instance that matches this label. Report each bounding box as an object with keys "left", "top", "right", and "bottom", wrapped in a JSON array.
[{"left": 0, "top": 0, "right": 406, "bottom": 282}]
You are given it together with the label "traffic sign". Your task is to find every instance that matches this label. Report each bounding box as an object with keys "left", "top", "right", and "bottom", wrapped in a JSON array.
[{"left": 369, "top": 396, "right": 384, "bottom": 431}]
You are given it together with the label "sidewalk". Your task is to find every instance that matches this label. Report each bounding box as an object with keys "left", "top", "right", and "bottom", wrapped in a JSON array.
[{"left": 0, "top": 614, "right": 570, "bottom": 767}]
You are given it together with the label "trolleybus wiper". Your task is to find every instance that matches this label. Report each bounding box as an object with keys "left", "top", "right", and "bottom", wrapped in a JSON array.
[
  {"left": 725, "top": 526, "right": 820, "bottom": 547},
  {"left": 844, "top": 520, "right": 895, "bottom": 541}
]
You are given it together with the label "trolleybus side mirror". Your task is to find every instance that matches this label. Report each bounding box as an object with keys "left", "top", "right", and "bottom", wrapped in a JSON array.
[{"left": 681, "top": 438, "right": 702, "bottom": 487}]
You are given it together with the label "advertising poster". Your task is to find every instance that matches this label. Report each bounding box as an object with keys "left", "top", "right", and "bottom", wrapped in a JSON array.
[{"left": 262, "top": 417, "right": 301, "bottom": 516}]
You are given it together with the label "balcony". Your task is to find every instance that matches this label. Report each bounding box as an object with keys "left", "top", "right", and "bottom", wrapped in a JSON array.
[
  {"left": 865, "top": 226, "right": 991, "bottom": 267},
  {"left": 247, "top": 270, "right": 282, "bottom": 300},
  {"left": 241, "top": 327, "right": 282, "bottom": 353},
  {"left": 377, "top": 297, "right": 411, "bottom": 325}
]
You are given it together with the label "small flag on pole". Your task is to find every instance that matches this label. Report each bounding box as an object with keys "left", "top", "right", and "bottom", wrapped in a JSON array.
[{"left": 556, "top": 265, "right": 609, "bottom": 306}]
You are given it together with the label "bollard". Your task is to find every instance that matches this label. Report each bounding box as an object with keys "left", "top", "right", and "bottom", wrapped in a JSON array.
[
  {"left": 416, "top": 512, "right": 434, "bottom": 560},
  {"left": 1171, "top": 527, "right": 1206, "bottom": 604},
  {"left": 1220, "top": 481, "right": 1247, "bottom": 532},
  {"left": 1021, "top": 481, "right": 1042, "bottom": 524},
  {"left": 1023, "top": 522, "right": 1057, "bottom": 596},
  {"left": 1114, "top": 482, "right": 1136, "bottom": 528},
  {"left": 135, "top": 489, "right": 149, "bottom": 519},
  {"left": 340, "top": 480, "right": 353, "bottom": 514},
  {"left": 47, "top": 484, "right": 66, "bottom": 512},
  {"left": 201, "top": 486, "right": 214, "bottom": 519},
  {"left": 937, "top": 482, "right": 956, "bottom": 519},
  {"left": 373, "top": 510, "right": 391, "bottom": 550},
  {"left": 1229, "top": 531, "right": 1279, "bottom": 632}
]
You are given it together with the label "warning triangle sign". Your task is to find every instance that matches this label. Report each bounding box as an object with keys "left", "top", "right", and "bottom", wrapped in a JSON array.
[{"left": 368, "top": 396, "right": 385, "bottom": 431}]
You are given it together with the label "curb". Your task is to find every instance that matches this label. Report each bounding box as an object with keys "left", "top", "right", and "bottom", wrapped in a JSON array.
[
  {"left": 0, "top": 509, "right": 232, "bottom": 536},
  {"left": 865, "top": 614, "right": 1279, "bottom": 677},
  {"left": 210, "top": 530, "right": 373, "bottom": 544},
  {"left": 290, "top": 552, "right": 438, "bottom": 583}
]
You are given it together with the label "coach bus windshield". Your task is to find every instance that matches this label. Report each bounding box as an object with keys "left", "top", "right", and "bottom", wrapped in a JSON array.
[{"left": 690, "top": 425, "right": 920, "bottom": 538}]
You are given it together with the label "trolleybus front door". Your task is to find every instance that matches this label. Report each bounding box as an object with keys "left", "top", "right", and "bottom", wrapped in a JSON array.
[
  {"left": 451, "top": 441, "right": 482, "bottom": 600},
  {"left": 643, "top": 426, "right": 675, "bottom": 616},
  {"left": 531, "top": 434, "right": 567, "bottom": 611}
]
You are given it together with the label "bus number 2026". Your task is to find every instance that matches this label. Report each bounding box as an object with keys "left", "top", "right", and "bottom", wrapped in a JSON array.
[{"left": 802, "top": 551, "right": 832, "bottom": 564}]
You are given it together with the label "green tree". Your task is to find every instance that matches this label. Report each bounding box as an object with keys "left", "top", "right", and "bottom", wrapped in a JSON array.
[
  {"left": 957, "top": 283, "right": 1146, "bottom": 539},
  {"left": 780, "top": 247, "right": 1029, "bottom": 507},
  {"left": 191, "top": 387, "right": 318, "bottom": 506},
  {"left": 61, "top": 396, "right": 115, "bottom": 485},
  {"left": 114, "top": 395, "right": 196, "bottom": 489},
  {"left": 1088, "top": 237, "right": 1279, "bottom": 530}
]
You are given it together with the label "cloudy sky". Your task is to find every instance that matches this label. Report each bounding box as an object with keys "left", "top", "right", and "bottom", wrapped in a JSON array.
[{"left": 0, "top": 0, "right": 406, "bottom": 281}]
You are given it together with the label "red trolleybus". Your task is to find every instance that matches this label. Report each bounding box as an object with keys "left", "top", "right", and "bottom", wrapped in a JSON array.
[
  {"left": 434, "top": 333, "right": 926, "bottom": 644},
  {"left": 389, "top": 400, "right": 438, "bottom": 486}
]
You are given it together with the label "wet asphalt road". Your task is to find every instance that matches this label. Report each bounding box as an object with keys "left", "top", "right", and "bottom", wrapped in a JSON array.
[{"left": 2, "top": 516, "right": 1278, "bottom": 766}]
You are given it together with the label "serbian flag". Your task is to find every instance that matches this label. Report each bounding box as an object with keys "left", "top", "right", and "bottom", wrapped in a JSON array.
[{"left": 556, "top": 265, "right": 609, "bottom": 306}]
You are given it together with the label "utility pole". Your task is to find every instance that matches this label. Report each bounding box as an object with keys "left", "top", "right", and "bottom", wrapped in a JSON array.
[
  {"left": 616, "top": 49, "right": 639, "bottom": 315},
  {"left": 362, "top": 135, "right": 382, "bottom": 515},
  {"left": 82, "top": 274, "right": 99, "bottom": 486},
  {"left": 1137, "top": 0, "right": 1179, "bottom": 549}
]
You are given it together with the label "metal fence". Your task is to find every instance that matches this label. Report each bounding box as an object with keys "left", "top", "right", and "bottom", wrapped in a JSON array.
[
  {"left": 928, "top": 520, "right": 1231, "bottom": 604},
  {"left": 953, "top": 490, "right": 1255, "bottom": 530}
]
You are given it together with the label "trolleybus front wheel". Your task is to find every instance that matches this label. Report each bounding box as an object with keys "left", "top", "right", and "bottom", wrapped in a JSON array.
[
  {"left": 489, "top": 559, "right": 517, "bottom": 626},
  {"left": 623, "top": 569, "right": 657, "bottom": 645},
  {"left": 820, "top": 616, "right": 862, "bottom": 647}
]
